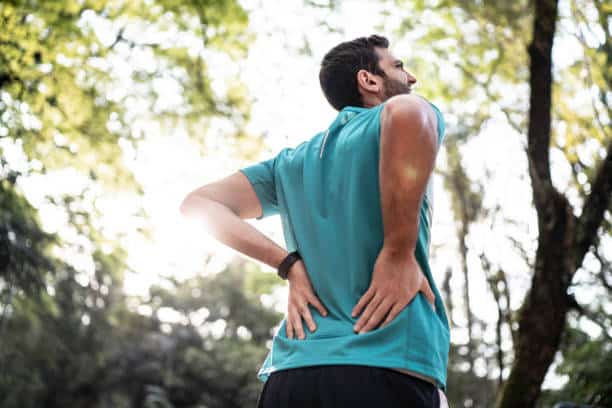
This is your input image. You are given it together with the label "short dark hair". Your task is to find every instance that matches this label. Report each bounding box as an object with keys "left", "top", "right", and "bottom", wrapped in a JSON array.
[{"left": 319, "top": 35, "right": 389, "bottom": 111}]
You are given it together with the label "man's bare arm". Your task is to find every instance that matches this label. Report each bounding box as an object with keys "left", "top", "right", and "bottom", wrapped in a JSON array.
[
  {"left": 379, "top": 94, "right": 438, "bottom": 255},
  {"left": 179, "top": 171, "right": 287, "bottom": 269},
  {"left": 351, "top": 94, "right": 438, "bottom": 333},
  {"left": 180, "top": 172, "right": 328, "bottom": 338}
]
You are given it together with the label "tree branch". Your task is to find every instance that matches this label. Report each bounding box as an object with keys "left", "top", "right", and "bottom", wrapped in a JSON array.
[
  {"left": 108, "top": 26, "right": 160, "bottom": 50},
  {"left": 574, "top": 139, "right": 612, "bottom": 269},
  {"left": 593, "top": 245, "right": 612, "bottom": 292}
]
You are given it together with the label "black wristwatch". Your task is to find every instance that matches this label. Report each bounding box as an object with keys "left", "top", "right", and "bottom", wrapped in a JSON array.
[{"left": 277, "top": 251, "right": 302, "bottom": 280}]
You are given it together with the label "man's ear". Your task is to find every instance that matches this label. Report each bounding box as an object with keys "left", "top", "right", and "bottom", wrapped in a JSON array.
[{"left": 356, "top": 69, "right": 381, "bottom": 94}]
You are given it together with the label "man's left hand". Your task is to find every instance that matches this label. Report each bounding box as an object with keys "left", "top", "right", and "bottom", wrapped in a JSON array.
[{"left": 286, "top": 259, "right": 328, "bottom": 340}]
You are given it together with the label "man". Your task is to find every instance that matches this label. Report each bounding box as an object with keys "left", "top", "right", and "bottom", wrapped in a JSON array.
[{"left": 180, "top": 35, "right": 450, "bottom": 408}]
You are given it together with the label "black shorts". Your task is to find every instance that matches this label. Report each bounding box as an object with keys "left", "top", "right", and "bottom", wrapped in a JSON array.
[{"left": 256, "top": 365, "right": 440, "bottom": 408}]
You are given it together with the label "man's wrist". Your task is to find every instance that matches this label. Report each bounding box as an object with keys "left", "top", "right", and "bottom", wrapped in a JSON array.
[
  {"left": 269, "top": 249, "right": 289, "bottom": 270},
  {"left": 382, "top": 242, "right": 416, "bottom": 259},
  {"left": 286, "top": 260, "right": 300, "bottom": 280}
]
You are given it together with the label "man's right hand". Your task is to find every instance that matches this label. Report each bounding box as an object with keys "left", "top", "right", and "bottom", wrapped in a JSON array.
[
  {"left": 286, "top": 259, "right": 328, "bottom": 340},
  {"left": 351, "top": 247, "right": 435, "bottom": 334}
]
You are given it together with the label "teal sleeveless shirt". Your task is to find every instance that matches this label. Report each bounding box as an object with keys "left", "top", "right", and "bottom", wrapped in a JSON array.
[{"left": 239, "top": 97, "right": 450, "bottom": 390}]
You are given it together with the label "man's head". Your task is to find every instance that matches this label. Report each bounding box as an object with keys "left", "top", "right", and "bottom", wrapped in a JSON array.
[{"left": 319, "top": 35, "right": 417, "bottom": 111}]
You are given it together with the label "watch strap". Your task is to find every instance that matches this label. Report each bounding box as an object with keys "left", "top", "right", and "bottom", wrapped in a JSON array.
[{"left": 278, "top": 251, "right": 302, "bottom": 280}]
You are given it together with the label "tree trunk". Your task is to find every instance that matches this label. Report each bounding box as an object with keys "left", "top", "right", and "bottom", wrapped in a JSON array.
[
  {"left": 496, "top": 192, "right": 574, "bottom": 408},
  {"left": 497, "top": 0, "right": 564, "bottom": 406},
  {"left": 497, "top": 0, "right": 612, "bottom": 405}
]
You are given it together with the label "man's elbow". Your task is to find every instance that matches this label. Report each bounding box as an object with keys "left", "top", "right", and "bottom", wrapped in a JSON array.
[
  {"left": 179, "top": 191, "right": 209, "bottom": 217},
  {"left": 179, "top": 193, "right": 194, "bottom": 216},
  {"left": 179, "top": 190, "right": 234, "bottom": 218}
]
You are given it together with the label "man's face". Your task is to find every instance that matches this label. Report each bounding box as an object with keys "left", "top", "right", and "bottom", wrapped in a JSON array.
[{"left": 374, "top": 47, "right": 417, "bottom": 99}]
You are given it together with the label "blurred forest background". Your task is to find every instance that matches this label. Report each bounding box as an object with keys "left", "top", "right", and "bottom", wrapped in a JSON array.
[{"left": 0, "top": 0, "right": 610, "bottom": 407}]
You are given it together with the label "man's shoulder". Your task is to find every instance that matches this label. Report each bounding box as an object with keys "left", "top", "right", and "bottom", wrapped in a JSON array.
[
  {"left": 381, "top": 95, "right": 436, "bottom": 131},
  {"left": 382, "top": 94, "right": 437, "bottom": 117},
  {"left": 378, "top": 95, "right": 445, "bottom": 151}
]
